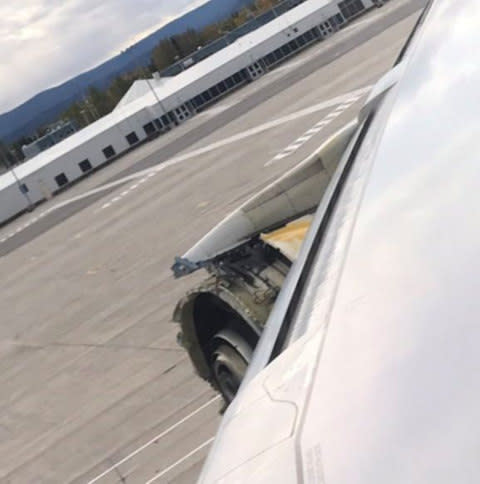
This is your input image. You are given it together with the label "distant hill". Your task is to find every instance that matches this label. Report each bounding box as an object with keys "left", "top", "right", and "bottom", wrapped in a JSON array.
[{"left": 0, "top": 0, "right": 253, "bottom": 142}]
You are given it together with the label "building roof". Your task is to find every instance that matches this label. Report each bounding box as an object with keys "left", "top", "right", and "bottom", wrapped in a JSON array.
[{"left": 114, "top": 80, "right": 161, "bottom": 111}]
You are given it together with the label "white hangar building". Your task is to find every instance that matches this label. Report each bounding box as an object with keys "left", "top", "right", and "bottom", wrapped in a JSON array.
[{"left": 0, "top": 0, "right": 380, "bottom": 226}]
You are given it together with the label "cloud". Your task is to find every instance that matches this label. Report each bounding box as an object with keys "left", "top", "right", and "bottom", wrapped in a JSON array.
[{"left": 0, "top": 0, "right": 208, "bottom": 114}]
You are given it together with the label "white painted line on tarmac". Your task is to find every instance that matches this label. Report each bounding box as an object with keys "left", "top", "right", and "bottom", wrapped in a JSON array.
[
  {"left": 86, "top": 395, "right": 220, "bottom": 484},
  {"left": 271, "top": 58, "right": 305, "bottom": 74},
  {"left": 199, "top": 104, "right": 234, "bottom": 117},
  {"left": 144, "top": 437, "right": 215, "bottom": 484},
  {"left": 98, "top": 173, "right": 155, "bottom": 211},
  {"left": 266, "top": 93, "right": 363, "bottom": 165}
]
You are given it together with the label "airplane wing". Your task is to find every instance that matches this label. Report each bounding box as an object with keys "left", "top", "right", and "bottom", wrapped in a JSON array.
[{"left": 199, "top": 0, "right": 480, "bottom": 482}]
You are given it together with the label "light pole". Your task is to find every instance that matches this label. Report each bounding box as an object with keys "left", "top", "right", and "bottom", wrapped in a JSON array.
[
  {"left": 0, "top": 145, "right": 34, "bottom": 210},
  {"left": 133, "top": 51, "right": 167, "bottom": 121}
]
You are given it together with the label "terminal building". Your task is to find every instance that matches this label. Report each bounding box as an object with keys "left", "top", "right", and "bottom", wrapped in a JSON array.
[{"left": 0, "top": 0, "right": 380, "bottom": 226}]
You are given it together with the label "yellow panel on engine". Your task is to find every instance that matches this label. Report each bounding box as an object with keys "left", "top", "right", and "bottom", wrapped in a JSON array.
[{"left": 261, "top": 215, "right": 313, "bottom": 262}]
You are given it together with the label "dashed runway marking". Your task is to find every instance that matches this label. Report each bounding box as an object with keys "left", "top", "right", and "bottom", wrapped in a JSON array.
[
  {"left": 266, "top": 93, "right": 363, "bottom": 166},
  {"left": 0, "top": 207, "right": 54, "bottom": 245},
  {"left": 98, "top": 171, "right": 159, "bottom": 212}
]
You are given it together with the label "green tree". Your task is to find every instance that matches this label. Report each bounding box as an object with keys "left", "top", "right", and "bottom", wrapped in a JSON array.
[
  {"left": 61, "top": 101, "right": 88, "bottom": 128},
  {"left": 176, "top": 29, "right": 202, "bottom": 57},
  {"left": 107, "top": 76, "right": 134, "bottom": 106},
  {"left": 86, "top": 85, "right": 113, "bottom": 117},
  {"left": 200, "top": 24, "right": 222, "bottom": 44},
  {"left": 8, "top": 138, "right": 27, "bottom": 163},
  {"left": 0, "top": 140, "right": 12, "bottom": 170},
  {"left": 151, "top": 38, "right": 178, "bottom": 71},
  {"left": 253, "top": 0, "right": 278, "bottom": 14}
]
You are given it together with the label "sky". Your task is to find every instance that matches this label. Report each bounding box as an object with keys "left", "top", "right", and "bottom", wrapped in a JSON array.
[{"left": 0, "top": 0, "right": 209, "bottom": 114}]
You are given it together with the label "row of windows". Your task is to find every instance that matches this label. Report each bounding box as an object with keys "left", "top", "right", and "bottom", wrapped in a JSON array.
[
  {"left": 146, "top": 108, "right": 191, "bottom": 135},
  {"left": 338, "top": 0, "right": 365, "bottom": 20},
  {"left": 50, "top": 129, "right": 142, "bottom": 189},
  {"left": 159, "top": 112, "right": 177, "bottom": 128},
  {"left": 191, "top": 71, "right": 247, "bottom": 110},
  {"left": 20, "top": 156, "right": 92, "bottom": 194},
  {"left": 262, "top": 27, "right": 320, "bottom": 68}
]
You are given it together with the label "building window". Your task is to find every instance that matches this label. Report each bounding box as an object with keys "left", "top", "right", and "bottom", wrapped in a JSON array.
[
  {"left": 304, "top": 29, "right": 315, "bottom": 42},
  {"left": 289, "top": 40, "right": 298, "bottom": 51},
  {"left": 126, "top": 131, "right": 139, "bottom": 146},
  {"left": 296, "top": 35, "right": 306, "bottom": 47},
  {"left": 166, "top": 112, "right": 175, "bottom": 124},
  {"left": 19, "top": 183, "right": 29, "bottom": 194},
  {"left": 55, "top": 173, "right": 69, "bottom": 188},
  {"left": 103, "top": 145, "right": 116, "bottom": 159},
  {"left": 281, "top": 44, "right": 291, "bottom": 56},
  {"left": 329, "top": 14, "right": 344, "bottom": 29},
  {"left": 174, "top": 105, "right": 190, "bottom": 122},
  {"left": 274, "top": 48, "right": 284, "bottom": 60},
  {"left": 192, "top": 95, "right": 204, "bottom": 108},
  {"left": 263, "top": 53, "right": 274, "bottom": 66},
  {"left": 233, "top": 72, "right": 243, "bottom": 83},
  {"left": 79, "top": 159, "right": 92, "bottom": 173},
  {"left": 338, "top": 0, "right": 365, "bottom": 20},
  {"left": 143, "top": 122, "right": 156, "bottom": 136}
]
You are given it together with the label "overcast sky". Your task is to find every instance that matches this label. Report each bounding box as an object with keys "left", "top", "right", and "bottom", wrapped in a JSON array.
[{"left": 0, "top": 0, "right": 208, "bottom": 114}]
